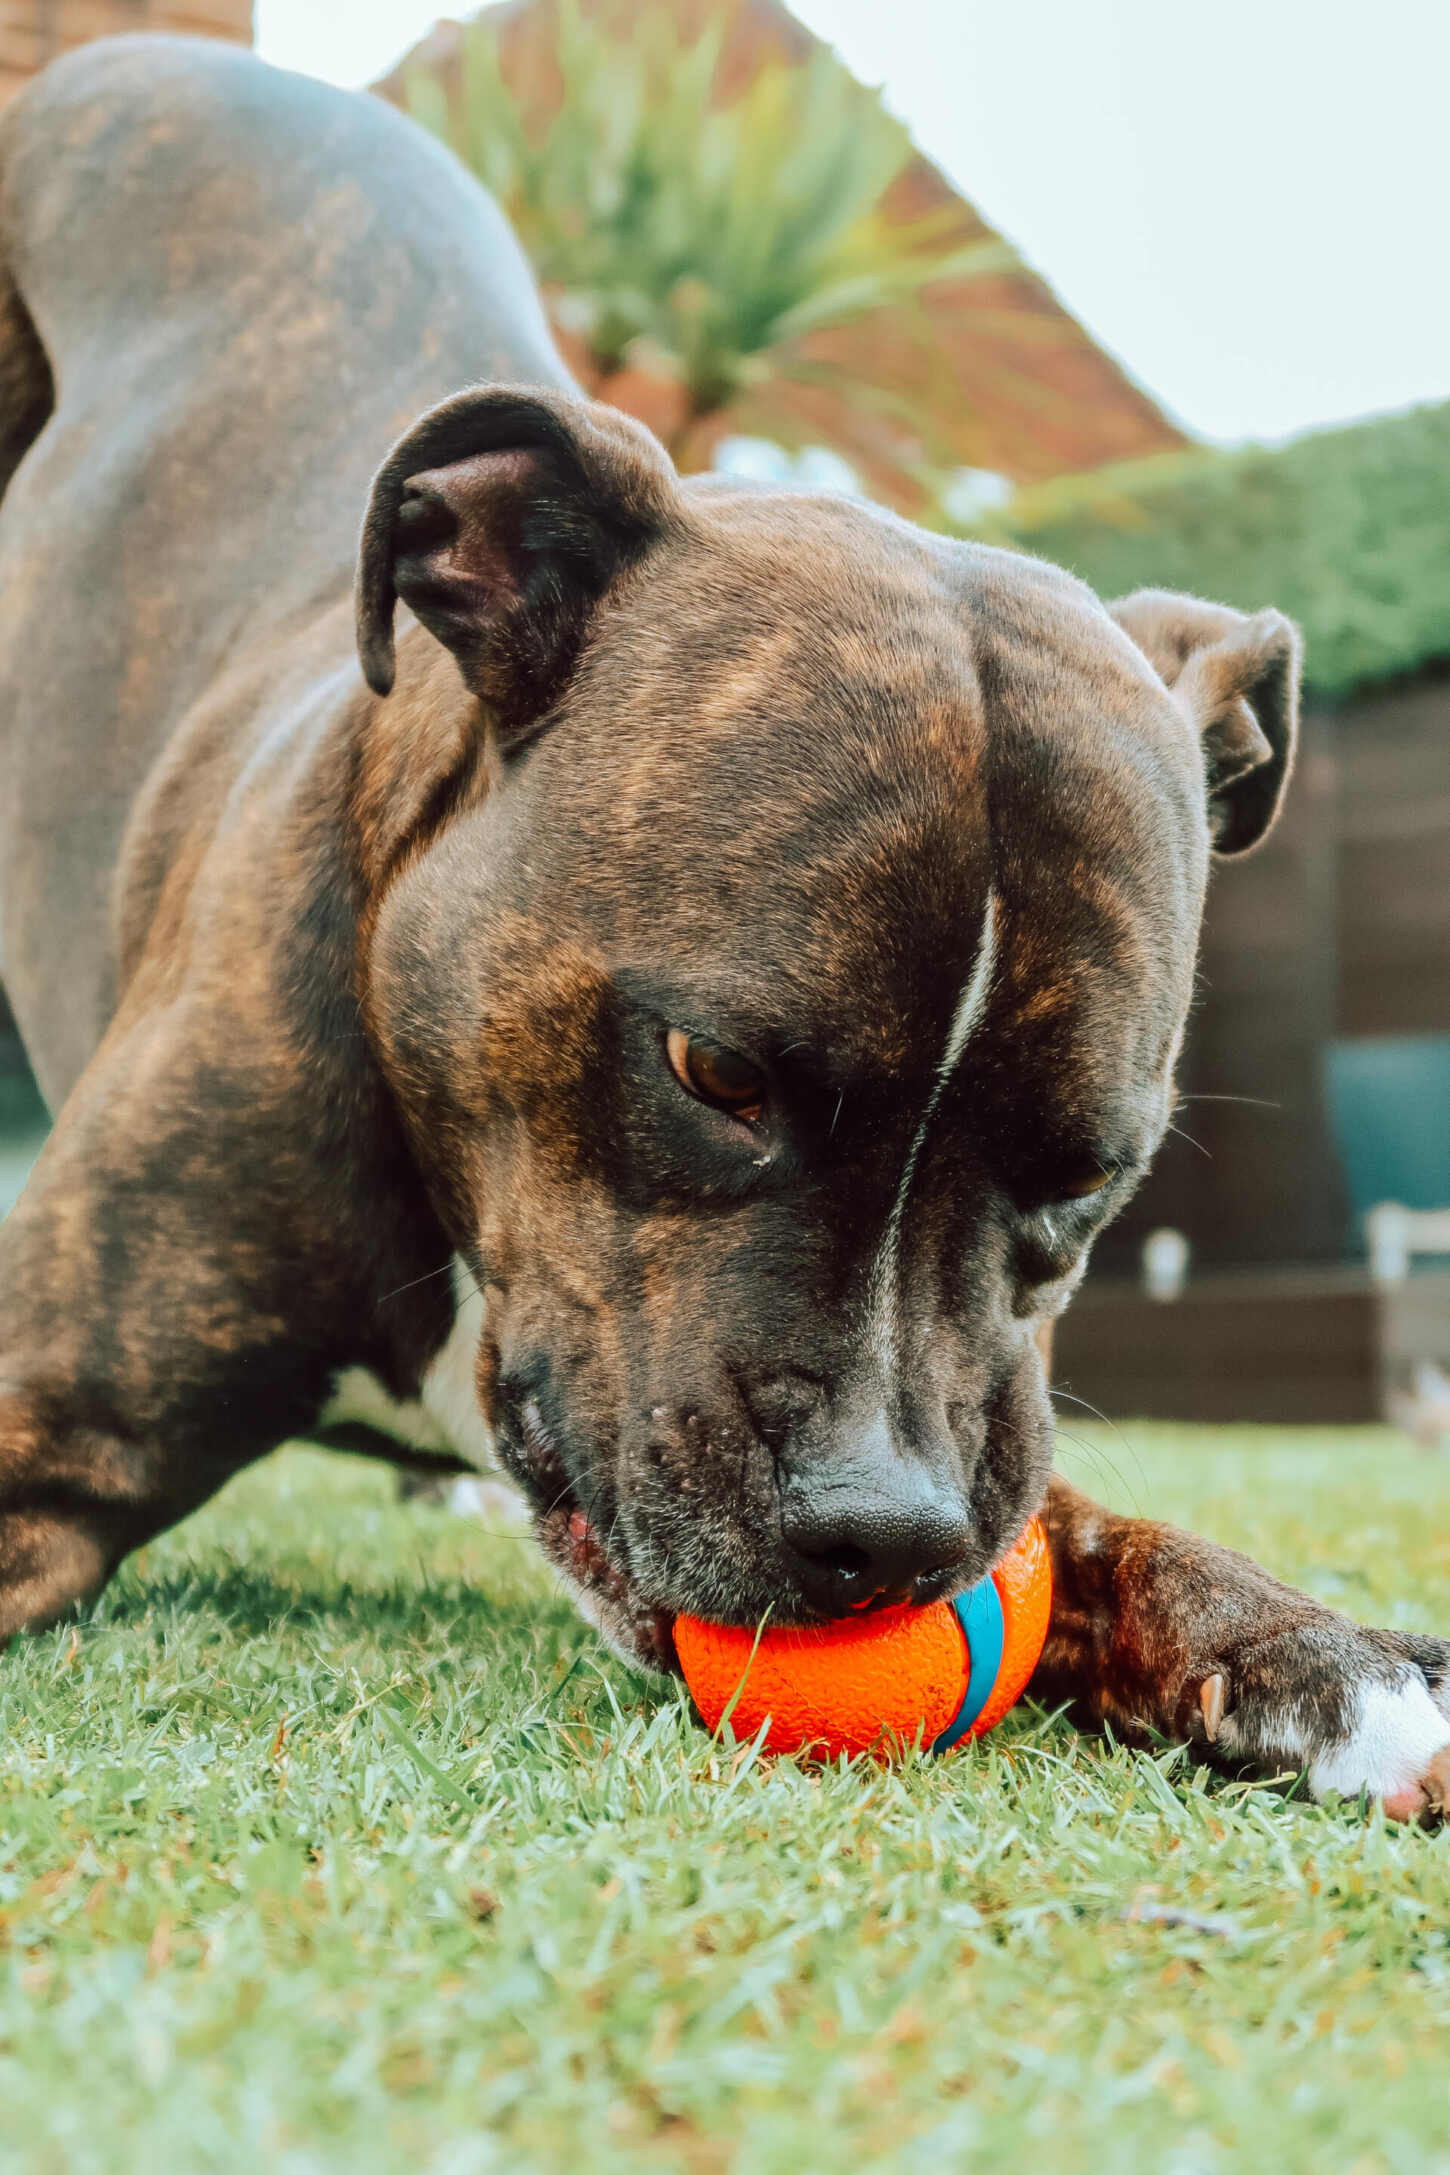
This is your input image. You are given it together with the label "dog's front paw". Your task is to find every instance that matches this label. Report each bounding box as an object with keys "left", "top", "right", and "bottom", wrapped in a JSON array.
[{"left": 1200, "top": 1623, "right": 1450, "bottom": 1822}]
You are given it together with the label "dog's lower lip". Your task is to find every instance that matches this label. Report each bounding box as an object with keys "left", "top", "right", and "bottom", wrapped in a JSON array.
[
  {"left": 563, "top": 1503, "right": 616, "bottom": 1581},
  {"left": 538, "top": 1492, "right": 614, "bottom": 1579},
  {"left": 532, "top": 1474, "right": 678, "bottom": 1674}
]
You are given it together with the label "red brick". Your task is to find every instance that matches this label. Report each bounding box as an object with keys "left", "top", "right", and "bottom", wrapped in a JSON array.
[
  {"left": 0, "top": 26, "right": 46, "bottom": 73},
  {"left": 0, "top": 0, "right": 252, "bottom": 99}
]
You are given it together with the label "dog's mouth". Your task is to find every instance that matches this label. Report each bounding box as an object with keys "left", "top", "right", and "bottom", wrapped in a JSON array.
[
  {"left": 509, "top": 1396, "right": 678, "bottom": 1676},
  {"left": 536, "top": 1498, "right": 678, "bottom": 1675},
  {"left": 505, "top": 1386, "right": 1032, "bottom": 1677}
]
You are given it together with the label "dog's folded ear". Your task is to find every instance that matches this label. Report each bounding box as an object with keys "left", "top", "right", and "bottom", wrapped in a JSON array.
[
  {"left": 356, "top": 385, "right": 678, "bottom": 730},
  {"left": 1109, "top": 589, "right": 1301, "bottom": 856}
]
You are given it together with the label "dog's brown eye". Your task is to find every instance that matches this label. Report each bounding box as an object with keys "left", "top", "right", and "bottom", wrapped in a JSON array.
[
  {"left": 665, "top": 1029, "right": 766, "bottom": 1124},
  {"left": 1057, "top": 1163, "right": 1117, "bottom": 1200}
]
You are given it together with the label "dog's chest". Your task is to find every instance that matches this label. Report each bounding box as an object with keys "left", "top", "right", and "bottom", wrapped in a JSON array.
[{"left": 320, "top": 1259, "right": 497, "bottom": 1469}]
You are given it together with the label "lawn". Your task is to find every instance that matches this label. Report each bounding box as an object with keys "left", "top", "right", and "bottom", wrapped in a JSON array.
[{"left": 4, "top": 1425, "right": 1450, "bottom": 2175}]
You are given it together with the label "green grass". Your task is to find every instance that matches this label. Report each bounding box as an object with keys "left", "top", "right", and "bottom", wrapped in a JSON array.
[{"left": 5, "top": 1428, "right": 1450, "bottom": 2174}]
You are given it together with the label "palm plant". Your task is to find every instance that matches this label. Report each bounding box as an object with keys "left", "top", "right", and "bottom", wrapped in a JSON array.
[{"left": 404, "top": 0, "right": 1017, "bottom": 482}]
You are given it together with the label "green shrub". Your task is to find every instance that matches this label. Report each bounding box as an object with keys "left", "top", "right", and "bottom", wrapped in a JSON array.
[
  {"left": 404, "top": 0, "right": 1011, "bottom": 464},
  {"left": 963, "top": 400, "right": 1450, "bottom": 701}
]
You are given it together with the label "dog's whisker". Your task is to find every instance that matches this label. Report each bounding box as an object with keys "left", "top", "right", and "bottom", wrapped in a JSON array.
[
  {"left": 1051, "top": 1424, "right": 1135, "bottom": 1511},
  {"left": 376, "top": 1260, "right": 459, "bottom": 1306},
  {"left": 1177, "top": 1093, "right": 1282, "bottom": 1109},
  {"left": 1165, "top": 1122, "right": 1212, "bottom": 1160},
  {"left": 1048, "top": 1388, "right": 1147, "bottom": 1511}
]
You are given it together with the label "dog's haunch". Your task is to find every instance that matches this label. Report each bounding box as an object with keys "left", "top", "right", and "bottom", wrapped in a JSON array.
[{"left": 675, "top": 1515, "right": 1052, "bottom": 1760}]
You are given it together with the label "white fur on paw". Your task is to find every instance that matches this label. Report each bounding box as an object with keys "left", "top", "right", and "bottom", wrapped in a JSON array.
[{"left": 1225, "top": 1674, "right": 1450, "bottom": 1809}]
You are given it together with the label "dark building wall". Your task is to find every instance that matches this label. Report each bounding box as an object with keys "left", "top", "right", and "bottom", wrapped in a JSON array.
[
  {"left": 1095, "top": 670, "right": 1450, "bottom": 1278},
  {"left": 1336, "top": 666, "right": 1450, "bottom": 1039}
]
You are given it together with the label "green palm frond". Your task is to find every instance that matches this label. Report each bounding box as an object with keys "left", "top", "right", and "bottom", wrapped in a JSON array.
[{"left": 405, "top": 3, "right": 1019, "bottom": 450}]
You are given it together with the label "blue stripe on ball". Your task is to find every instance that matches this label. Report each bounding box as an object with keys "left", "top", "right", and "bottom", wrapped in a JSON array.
[{"left": 930, "top": 1574, "right": 1006, "bottom": 1753}]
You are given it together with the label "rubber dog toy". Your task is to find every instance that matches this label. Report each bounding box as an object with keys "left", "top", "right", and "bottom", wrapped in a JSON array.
[{"left": 675, "top": 1513, "right": 1052, "bottom": 1759}]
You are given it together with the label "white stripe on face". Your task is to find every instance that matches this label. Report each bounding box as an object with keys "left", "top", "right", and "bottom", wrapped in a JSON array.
[{"left": 869, "top": 890, "right": 999, "bottom": 1378}]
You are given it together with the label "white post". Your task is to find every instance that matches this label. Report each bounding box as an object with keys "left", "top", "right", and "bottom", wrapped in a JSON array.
[{"left": 1142, "top": 1227, "right": 1190, "bottom": 1303}]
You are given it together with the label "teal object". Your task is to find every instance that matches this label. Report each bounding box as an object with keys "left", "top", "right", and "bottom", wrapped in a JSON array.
[
  {"left": 931, "top": 1573, "right": 1005, "bottom": 1753},
  {"left": 1325, "top": 1034, "right": 1450, "bottom": 1240}
]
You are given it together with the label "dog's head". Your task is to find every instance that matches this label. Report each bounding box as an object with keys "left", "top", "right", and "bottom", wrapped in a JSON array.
[{"left": 352, "top": 387, "right": 1299, "bottom": 1668}]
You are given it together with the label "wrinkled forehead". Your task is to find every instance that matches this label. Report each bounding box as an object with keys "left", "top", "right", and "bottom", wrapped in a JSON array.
[
  {"left": 521, "top": 495, "right": 987, "bottom": 1056},
  {"left": 510, "top": 496, "right": 1206, "bottom": 1067},
  {"left": 955, "top": 543, "right": 1210, "bottom": 1025}
]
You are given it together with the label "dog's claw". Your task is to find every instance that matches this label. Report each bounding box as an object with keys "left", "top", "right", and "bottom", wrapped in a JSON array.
[
  {"left": 1413, "top": 1746, "right": 1450, "bottom": 1826},
  {"left": 1428, "top": 1749, "right": 1450, "bottom": 1815},
  {"left": 1199, "top": 1672, "right": 1226, "bottom": 1743}
]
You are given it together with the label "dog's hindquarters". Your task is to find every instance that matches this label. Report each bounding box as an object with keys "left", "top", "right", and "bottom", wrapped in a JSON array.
[{"left": 0, "top": 33, "right": 580, "bottom": 1109}]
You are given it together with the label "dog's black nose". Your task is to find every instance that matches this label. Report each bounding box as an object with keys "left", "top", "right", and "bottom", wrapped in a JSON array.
[{"left": 779, "top": 1461, "right": 972, "bottom": 1615}]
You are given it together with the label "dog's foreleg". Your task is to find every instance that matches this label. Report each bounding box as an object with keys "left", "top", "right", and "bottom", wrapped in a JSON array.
[
  {"left": 0, "top": 1034, "right": 346, "bottom": 1635},
  {"left": 0, "top": 1394, "right": 158, "bottom": 1633},
  {"left": 1030, "top": 1475, "right": 1450, "bottom": 1820}
]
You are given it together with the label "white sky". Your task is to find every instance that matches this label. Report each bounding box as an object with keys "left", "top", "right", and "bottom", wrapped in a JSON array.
[{"left": 254, "top": 0, "right": 1450, "bottom": 445}]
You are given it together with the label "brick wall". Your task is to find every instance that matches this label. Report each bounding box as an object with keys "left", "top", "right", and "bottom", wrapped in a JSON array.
[{"left": 0, "top": 0, "right": 252, "bottom": 105}]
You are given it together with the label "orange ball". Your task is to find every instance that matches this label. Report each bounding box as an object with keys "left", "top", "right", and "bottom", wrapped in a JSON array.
[{"left": 675, "top": 1514, "right": 1053, "bottom": 1761}]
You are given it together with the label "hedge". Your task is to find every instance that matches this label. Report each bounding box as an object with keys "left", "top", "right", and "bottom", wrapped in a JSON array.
[{"left": 963, "top": 398, "right": 1450, "bottom": 702}]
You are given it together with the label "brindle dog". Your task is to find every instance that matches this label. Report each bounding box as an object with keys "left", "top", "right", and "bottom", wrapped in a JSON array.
[{"left": 2, "top": 36, "right": 1447, "bottom": 1818}]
